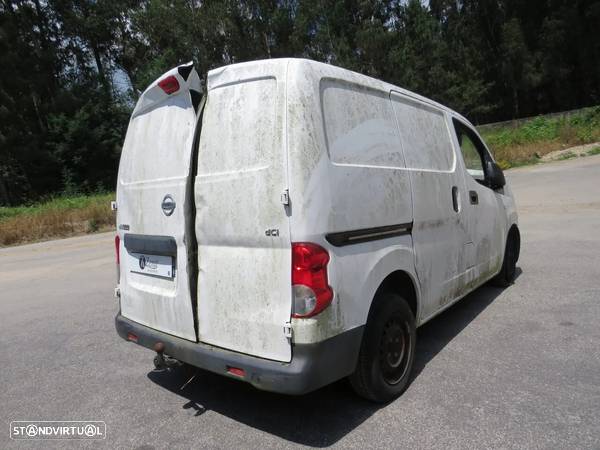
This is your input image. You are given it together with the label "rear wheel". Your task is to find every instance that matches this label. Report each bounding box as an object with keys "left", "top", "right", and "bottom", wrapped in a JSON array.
[
  {"left": 349, "top": 292, "right": 416, "bottom": 403},
  {"left": 492, "top": 228, "right": 520, "bottom": 287}
]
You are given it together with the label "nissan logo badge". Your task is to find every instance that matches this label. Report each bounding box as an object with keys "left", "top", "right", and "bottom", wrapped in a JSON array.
[{"left": 161, "top": 195, "right": 176, "bottom": 216}]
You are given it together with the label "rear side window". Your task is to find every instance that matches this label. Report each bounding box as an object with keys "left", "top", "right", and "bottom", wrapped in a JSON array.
[
  {"left": 390, "top": 93, "right": 454, "bottom": 171},
  {"left": 198, "top": 78, "right": 277, "bottom": 174},
  {"left": 321, "top": 80, "right": 404, "bottom": 168}
]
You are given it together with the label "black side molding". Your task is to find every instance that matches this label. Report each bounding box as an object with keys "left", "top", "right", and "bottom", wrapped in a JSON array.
[
  {"left": 326, "top": 222, "right": 413, "bottom": 247},
  {"left": 124, "top": 234, "right": 177, "bottom": 256}
]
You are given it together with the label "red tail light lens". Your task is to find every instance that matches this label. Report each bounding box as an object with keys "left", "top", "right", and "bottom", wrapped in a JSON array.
[
  {"left": 158, "top": 75, "right": 180, "bottom": 94},
  {"left": 115, "top": 235, "right": 121, "bottom": 284},
  {"left": 114, "top": 235, "right": 120, "bottom": 265},
  {"left": 226, "top": 366, "right": 246, "bottom": 378},
  {"left": 292, "top": 243, "right": 333, "bottom": 318}
]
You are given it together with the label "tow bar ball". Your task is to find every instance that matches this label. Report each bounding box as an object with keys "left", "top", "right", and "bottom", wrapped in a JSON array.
[{"left": 152, "top": 342, "right": 180, "bottom": 370}]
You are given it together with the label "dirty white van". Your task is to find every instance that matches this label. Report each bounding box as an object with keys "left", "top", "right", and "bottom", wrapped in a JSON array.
[{"left": 114, "top": 58, "right": 519, "bottom": 402}]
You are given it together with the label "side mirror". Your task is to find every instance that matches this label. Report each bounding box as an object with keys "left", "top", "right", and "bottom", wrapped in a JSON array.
[{"left": 486, "top": 160, "right": 506, "bottom": 190}]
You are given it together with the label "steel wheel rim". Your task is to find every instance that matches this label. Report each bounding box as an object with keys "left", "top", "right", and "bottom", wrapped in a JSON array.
[{"left": 379, "top": 317, "right": 411, "bottom": 385}]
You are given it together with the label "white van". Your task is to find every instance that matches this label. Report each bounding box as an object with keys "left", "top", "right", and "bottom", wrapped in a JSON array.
[{"left": 114, "top": 58, "right": 519, "bottom": 402}]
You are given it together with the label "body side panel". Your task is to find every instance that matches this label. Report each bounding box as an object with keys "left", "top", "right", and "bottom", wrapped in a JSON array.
[{"left": 285, "top": 60, "right": 420, "bottom": 341}]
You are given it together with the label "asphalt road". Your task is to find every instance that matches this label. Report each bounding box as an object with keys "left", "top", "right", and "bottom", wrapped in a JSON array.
[{"left": 2, "top": 155, "right": 600, "bottom": 449}]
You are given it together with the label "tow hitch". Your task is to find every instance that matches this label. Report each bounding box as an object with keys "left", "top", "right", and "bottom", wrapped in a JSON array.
[
  {"left": 152, "top": 342, "right": 181, "bottom": 370},
  {"left": 152, "top": 342, "right": 198, "bottom": 390}
]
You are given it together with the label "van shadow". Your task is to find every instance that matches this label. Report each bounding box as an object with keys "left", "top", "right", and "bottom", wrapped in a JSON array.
[
  {"left": 412, "top": 267, "right": 522, "bottom": 378},
  {"left": 147, "top": 268, "right": 521, "bottom": 447}
]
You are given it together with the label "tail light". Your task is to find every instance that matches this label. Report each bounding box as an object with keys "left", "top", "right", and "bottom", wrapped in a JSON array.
[
  {"left": 292, "top": 243, "right": 333, "bottom": 318},
  {"left": 158, "top": 75, "right": 180, "bottom": 94},
  {"left": 115, "top": 235, "right": 121, "bottom": 283}
]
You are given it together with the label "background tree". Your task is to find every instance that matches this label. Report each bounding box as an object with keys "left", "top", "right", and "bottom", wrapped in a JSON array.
[{"left": 0, "top": 0, "right": 599, "bottom": 205}]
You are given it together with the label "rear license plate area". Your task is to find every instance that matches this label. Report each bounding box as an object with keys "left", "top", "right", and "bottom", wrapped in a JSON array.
[{"left": 129, "top": 252, "right": 174, "bottom": 279}]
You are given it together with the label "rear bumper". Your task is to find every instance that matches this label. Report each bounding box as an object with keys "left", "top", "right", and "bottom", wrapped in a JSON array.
[{"left": 115, "top": 314, "right": 364, "bottom": 395}]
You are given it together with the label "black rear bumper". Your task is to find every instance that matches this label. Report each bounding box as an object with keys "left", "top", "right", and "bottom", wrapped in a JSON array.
[{"left": 115, "top": 314, "right": 363, "bottom": 395}]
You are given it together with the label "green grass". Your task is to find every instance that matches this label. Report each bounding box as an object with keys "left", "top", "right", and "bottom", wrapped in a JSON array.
[
  {"left": 586, "top": 146, "right": 600, "bottom": 156},
  {"left": 478, "top": 106, "right": 600, "bottom": 168},
  {"left": 0, "top": 193, "right": 113, "bottom": 222}
]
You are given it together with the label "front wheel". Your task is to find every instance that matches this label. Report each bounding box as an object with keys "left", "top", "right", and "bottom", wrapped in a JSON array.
[
  {"left": 349, "top": 292, "right": 416, "bottom": 403},
  {"left": 492, "top": 228, "right": 520, "bottom": 287}
]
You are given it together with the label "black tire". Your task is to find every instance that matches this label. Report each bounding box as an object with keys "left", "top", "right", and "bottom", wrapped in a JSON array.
[
  {"left": 492, "top": 228, "right": 520, "bottom": 287},
  {"left": 349, "top": 292, "right": 416, "bottom": 403}
]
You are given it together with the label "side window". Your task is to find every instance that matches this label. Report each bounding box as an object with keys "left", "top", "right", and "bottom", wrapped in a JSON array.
[
  {"left": 321, "top": 80, "right": 404, "bottom": 168},
  {"left": 453, "top": 119, "right": 486, "bottom": 183},
  {"left": 391, "top": 93, "right": 455, "bottom": 172}
]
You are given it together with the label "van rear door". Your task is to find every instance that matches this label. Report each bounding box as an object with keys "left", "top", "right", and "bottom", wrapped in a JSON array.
[
  {"left": 195, "top": 68, "right": 292, "bottom": 362},
  {"left": 116, "top": 63, "right": 201, "bottom": 341}
]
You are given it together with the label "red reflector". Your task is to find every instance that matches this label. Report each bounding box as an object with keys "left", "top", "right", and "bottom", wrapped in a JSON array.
[
  {"left": 158, "top": 75, "right": 180, "bottom": 94},
  {"left": 127, "top": 332, "right": 138, "bottom": 343},
  {"left": 114, "top": 235, "right": 120, "bottom": 265},
  {"left": 292, "top": 242, "right": 333, "bottom": 318},
  {"left": 226, "top": 366, "right": 245, "bottom": 378}
]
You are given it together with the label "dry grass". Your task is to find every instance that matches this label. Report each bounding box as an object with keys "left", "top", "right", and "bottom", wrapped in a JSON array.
[
  {"left": 0, "top": 193, "right": 115, "bottom": 247},
  {"left": 490, "top": 140, "right": 566, "bottom": 168}
]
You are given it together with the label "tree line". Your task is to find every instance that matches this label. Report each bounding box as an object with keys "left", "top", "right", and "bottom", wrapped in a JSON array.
[{"left": 1, "top": 0, "right": 599, "bottom": 205}]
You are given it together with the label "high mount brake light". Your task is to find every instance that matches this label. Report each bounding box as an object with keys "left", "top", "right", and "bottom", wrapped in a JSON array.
[
  {"left": 291, "top": 243, "right": 333, "bottom": 318},
  {"left": 158, "top": 75, "right": 180, "bottom": 94}
]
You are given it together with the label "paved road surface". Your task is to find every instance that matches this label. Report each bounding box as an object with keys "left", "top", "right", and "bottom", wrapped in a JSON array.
[{"left": 2, "top": 155, "right": 600, "bottom": 449}]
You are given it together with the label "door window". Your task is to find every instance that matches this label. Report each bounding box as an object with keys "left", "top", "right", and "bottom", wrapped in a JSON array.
[{"left": 452, "top": 119, "right": 487, "bottom": 183}]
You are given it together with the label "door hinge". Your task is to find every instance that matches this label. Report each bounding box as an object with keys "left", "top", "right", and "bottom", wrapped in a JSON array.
[
  {"left": 283, "top": 322, "right": 293, "bottom": 339},
  {"left": 280, "top": 189, "right": 290, "bottom": 206}
]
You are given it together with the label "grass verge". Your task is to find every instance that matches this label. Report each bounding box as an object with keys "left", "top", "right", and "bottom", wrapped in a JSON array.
[
  {"left": 479, "top": 106, "right": 600, "bottom": 169},
  {"left": 0, "top": 193, "right": 115, "bottom": 247}
]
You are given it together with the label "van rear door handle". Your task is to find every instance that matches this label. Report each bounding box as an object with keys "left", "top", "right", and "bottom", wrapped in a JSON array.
[{"left": 469, "top": 190, "right": 479, "bottom": 205}]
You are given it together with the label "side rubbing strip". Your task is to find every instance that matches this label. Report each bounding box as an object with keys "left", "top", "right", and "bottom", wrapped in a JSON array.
[{"left": 326, "top": 223, "right": 413, "bottom": 247}]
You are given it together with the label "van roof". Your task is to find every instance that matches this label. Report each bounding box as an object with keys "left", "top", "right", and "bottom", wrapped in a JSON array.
[{"left": 206, "top": 58, "right": 473, "bottom": 127}]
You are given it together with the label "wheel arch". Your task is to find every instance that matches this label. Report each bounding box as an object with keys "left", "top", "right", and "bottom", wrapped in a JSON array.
[{"left": 372, "top": 270, "right": 419, "bottom": 324}]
